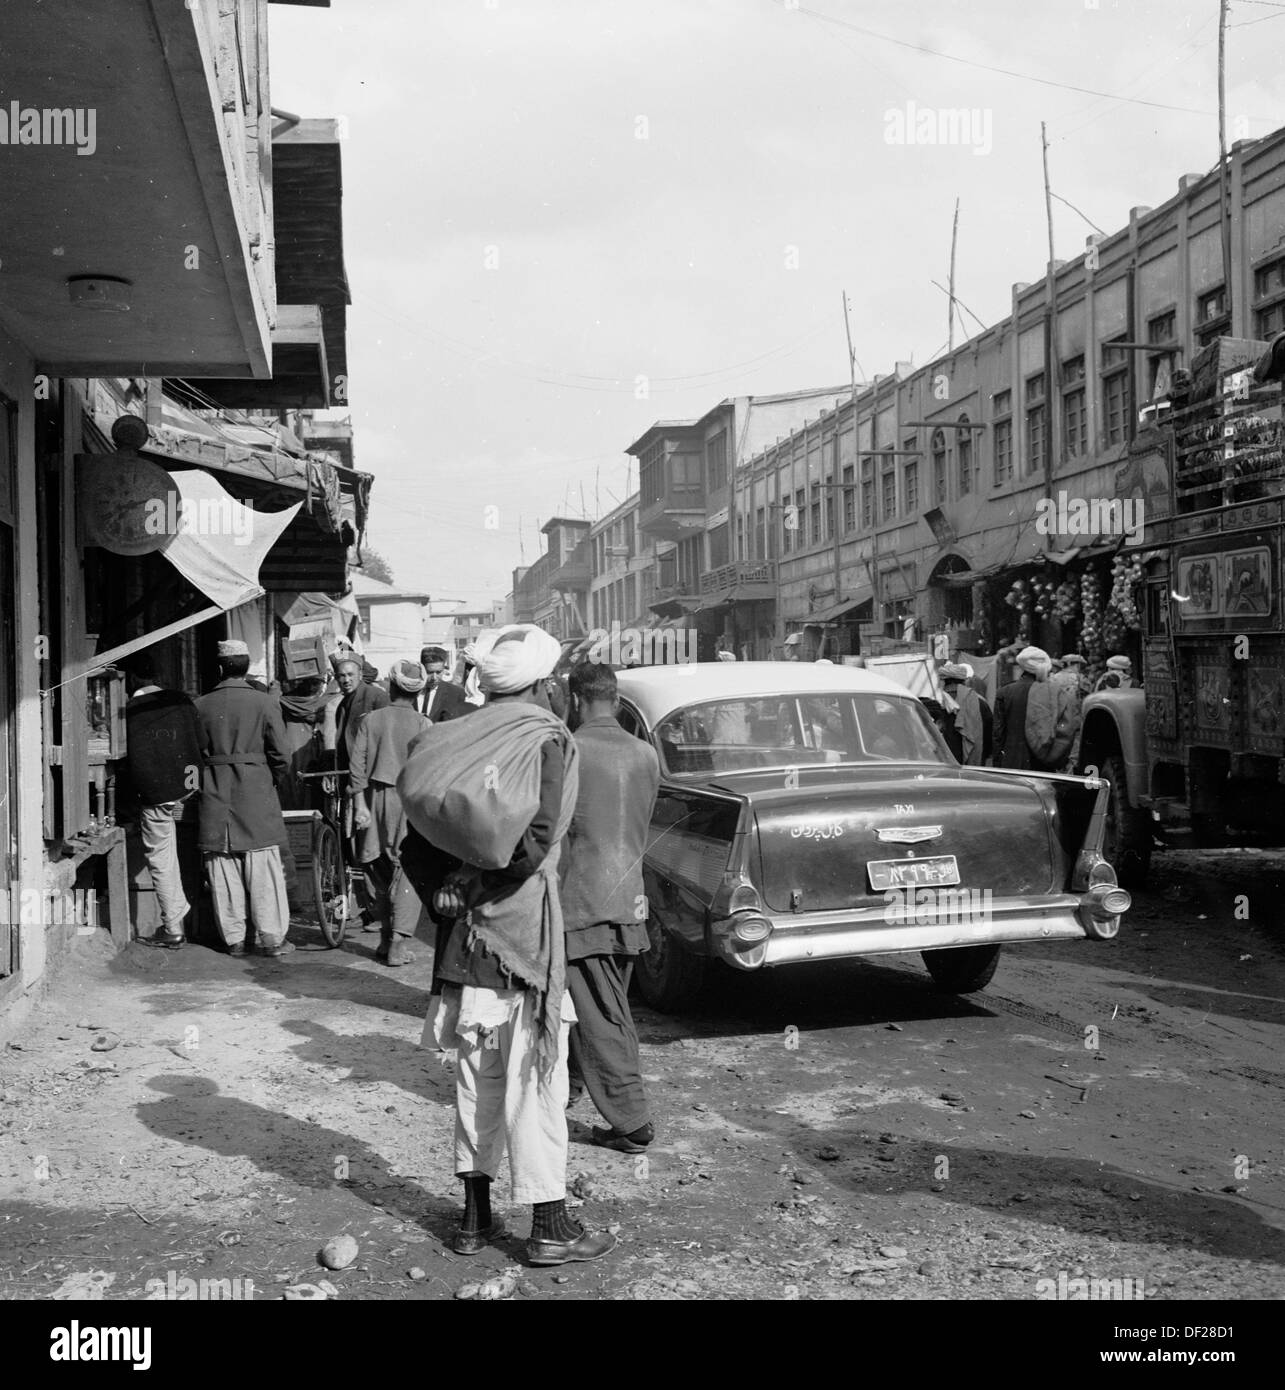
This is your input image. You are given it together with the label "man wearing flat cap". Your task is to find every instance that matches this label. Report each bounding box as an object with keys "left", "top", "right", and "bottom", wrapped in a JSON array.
[
  {"left": 195, "top": 639, "right": 292, "bottom": 957},
  {"left": 347, "top": 660, "right": 433, "bottom": 966}
]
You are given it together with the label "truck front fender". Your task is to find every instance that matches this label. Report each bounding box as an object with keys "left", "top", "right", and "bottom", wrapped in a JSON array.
[{"left": 1079, "top": 688, "right": 1149, "bottom": 809}]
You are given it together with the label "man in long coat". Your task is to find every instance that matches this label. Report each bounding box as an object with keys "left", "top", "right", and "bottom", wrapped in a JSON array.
[
  {"left": 195, "top": 639, "right": 292, "bottom": 957},
  {"left": 992, "top": 645, "right": 1058, "bottom": 772},
  {"left": 349, "top": 659, "right": 431, "bottom": 966}
]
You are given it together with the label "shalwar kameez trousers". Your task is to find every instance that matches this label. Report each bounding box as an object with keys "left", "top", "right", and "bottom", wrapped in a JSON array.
[{"left": 195, "top": 678, "right": 292, "bottom": 956}]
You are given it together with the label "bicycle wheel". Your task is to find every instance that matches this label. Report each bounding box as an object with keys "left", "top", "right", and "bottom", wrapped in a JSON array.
[{"left": 313, "top": 819, "right": 347, "bottom": 947}]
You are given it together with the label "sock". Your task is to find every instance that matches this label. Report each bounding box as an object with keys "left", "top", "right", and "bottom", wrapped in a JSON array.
[
  {"left": 460, "top": 1173, "right": 492, "bottom": 1233},
  {"left": 531, "top": 1199, "right": 583, "bottom": 1243}
]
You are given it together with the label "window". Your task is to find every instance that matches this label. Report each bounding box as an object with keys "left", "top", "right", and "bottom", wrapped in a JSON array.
[
  {"left": 736, "top": 513, "right": 745, "bottom": 560},
  {"left": 705, "top": 430, "right": 728, "bottom": 492},
  {"left": 842, "top": 463, "right": 855, "bottom": 532},
  {"left": 707, "top": 522, "right": 729, "bottom": 571},
  {"left": 823, "top": 475, "right": 835, "bottom": 540},
  {"left": 1146, "top": 309, "right": 1177, "bottom": 399},
  {"left": 904, "top": 461, "right": 919, "bottom": 514},
  {"left": 1101, "top": 338, "right": 1131, "bottom": 447},
  {"left": 1195, "top": 285, "right": 1229, "bottom": 347},
  {"left": 992, "top": 390, "right": 1012, "bottom": 486},
  {"left": 809, "top": 483, "right": 822, "bottom": 546},
  {"left": 931, "top": 429, "right": 947, "bottom": 505},
  {"left": 1062, "top": 356, "right": 1087, "bottom": 459},
  {"left": 881, "top": 464, "right": 897, "bottom": 521},
  {"left": 1025, "top": 373, "right": 1047, "bottom": 476},
  {"left": 957, "top": 416, "right": 973, "bottom": 494},
  {"left": 755, "top": 505, "right": 766, "bottom": 558},
  {"left": 861, "top": 456, "right": 875, "bottom": 529},
  {"left": 1254, "top": 257, "right": 1285, "bottom": 340},
  {"left": 640, "top": 440, "right": 664, "bottom": 506}
]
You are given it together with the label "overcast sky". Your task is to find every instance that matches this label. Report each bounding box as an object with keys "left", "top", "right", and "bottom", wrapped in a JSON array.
[{"left": 268, "top": 0, "right": 1285, "bottom": 606}]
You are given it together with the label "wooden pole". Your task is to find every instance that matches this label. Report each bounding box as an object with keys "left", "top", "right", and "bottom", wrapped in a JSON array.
[
  {"left": 1041, "top": 122, "right": 1060, "bottom": 513},
  {"left": 1218, "top": 0, "right": 1232, "bottom": 319},
  {"left": 948, "top": 197, "right": 960, "bottom": 351}
]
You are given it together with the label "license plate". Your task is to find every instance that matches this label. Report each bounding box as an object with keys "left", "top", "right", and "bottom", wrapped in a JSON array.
[{"left": 867, "top": 855, "right": 961, "bottom": 890}]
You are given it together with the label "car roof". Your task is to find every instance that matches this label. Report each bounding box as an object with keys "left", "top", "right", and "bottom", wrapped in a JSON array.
[{"left": 615, "top": 661, "right": 917, "bottom": 726}]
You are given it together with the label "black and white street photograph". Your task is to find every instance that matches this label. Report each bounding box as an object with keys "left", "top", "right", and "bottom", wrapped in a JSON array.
[{"left": 0, "top": 0, "right": 1283, "bottom": 1350}]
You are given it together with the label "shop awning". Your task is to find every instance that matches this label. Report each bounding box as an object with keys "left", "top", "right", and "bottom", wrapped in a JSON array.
[
  {"left": 648, "top": 594, "right": 706, "bottom": 619},
  {"left": 805, "top": 587, "right": 875, "bottom": 623}
]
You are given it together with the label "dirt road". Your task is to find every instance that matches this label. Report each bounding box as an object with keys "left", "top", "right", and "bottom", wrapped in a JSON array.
[{"left": 1, "top": 848, "right": 1282, "bottom": 1301}]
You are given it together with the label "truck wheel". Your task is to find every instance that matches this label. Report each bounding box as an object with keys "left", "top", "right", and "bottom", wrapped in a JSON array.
[
  {"left": 634, "top": 913, "right": 706, "bottom": 1012},
  {"left": 1102, "top": 754, "right": 1151, "bottom": 889},
  {"left": 922, "top": 944, "right": 1001, "bottom": 994}
]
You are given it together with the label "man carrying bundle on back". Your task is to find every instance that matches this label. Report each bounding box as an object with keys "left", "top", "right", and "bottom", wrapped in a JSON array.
[{"left": 398, "top": 624, "right": 616, "bottom": 1268}]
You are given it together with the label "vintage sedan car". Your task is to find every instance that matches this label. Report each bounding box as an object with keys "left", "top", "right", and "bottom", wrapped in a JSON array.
[{"left": 613, "top": 662, "right": 1130, "bottom": 1010}]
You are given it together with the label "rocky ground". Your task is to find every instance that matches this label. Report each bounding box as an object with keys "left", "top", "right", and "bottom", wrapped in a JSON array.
[{"left": 0, "top": 847, "right": 1282, "bottom": 1302}]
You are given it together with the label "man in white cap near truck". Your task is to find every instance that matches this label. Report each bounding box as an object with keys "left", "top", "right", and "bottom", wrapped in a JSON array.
[{"left": 194, "top": 639, "right": 292, "bottom": 957}]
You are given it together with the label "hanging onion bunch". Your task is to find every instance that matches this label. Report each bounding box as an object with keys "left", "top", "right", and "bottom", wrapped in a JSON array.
[
  {"left": 1108, "top": 553, "right": 1144, "bottom": 629},
  {"left": 1053, "top": 579, "right": 1080, "bottom": 624},
  {"left": 1080, "top": 570, "right": 1105, "bottom": 661}
]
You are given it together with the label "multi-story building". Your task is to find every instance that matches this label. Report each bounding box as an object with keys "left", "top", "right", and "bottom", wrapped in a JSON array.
[
  {"left": 627, "top": 388, "right": 849, "bottom": 659},
  {"left": 0, "top": 1, "right": 360, "bottom": 1032},
  {"left": 586, "top": 494, "right": 659, "bottom": 633},
  {"left": 735, "top": 124, "right": 1285, "bottom": 663},
  {"left": 513, "top": 516, "right": 591, "bottom": 638}
]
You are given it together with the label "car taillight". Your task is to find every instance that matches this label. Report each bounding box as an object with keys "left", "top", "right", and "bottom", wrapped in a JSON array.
[
  {"left": 731, "top": 915, "right": 772, "bottom": 943},
  {"left": 1088, "top": 860, "right": 1118, "bottom": 887}
]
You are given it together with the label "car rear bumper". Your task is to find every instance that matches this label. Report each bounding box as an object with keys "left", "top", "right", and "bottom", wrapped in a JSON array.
[{"left": 717, "top": 894, "right": 1100, "bottom": 969}]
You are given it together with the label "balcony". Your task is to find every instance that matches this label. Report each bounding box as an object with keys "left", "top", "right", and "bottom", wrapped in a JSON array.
[
  {"left": 0, "top": 1, "right": 277, "bottom": 378},
  {"left": 698, "top": 560, "right": 778, "bottom": 604},
  {"left": 638, "top": 489, "right": 706, "bottom": 541},
  {"left": 550, "top": 538, "right": 592, "bottom": 590}
]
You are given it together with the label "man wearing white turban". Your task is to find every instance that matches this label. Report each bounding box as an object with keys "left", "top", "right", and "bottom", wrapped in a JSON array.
[
  {"left": 460, "top": 629, "right": 501, "bottom": 707},
  {"left": 993, "top": 645, "right": 1060, "bottom": 771},
  {"left": 399, "top": 623, "right": 616, "bottom": 1267}
]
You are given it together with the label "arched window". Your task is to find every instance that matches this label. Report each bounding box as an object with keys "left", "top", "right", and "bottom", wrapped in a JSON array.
[
  {"left": 957, "top": 415, "right": 973, "bottom": 495},
  {"left": 931, "top": 430, "right": 947, "bottom": 506}
]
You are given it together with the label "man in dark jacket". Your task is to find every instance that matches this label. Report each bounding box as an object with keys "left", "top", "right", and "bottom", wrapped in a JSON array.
[
  {"left": 418, "top": 646, "right": 468, "bottom": 722},
  {"left": 195, "top": 640, "right": 292, "bottom": 957},
  {"left": 992, "top": 645, "right": 1058, "bottom": 771},
  {"left": 125, "top": 658, "right": 203, "bottom": 949},
  {"left": 335, "top": 656, "right": 389, "bottom": 770},
  {"left": 560, "top": 662, "right": 660, "bottom": 1153},
  {"left": 938, "top": 662, "right": 993, "bottom": 766}
]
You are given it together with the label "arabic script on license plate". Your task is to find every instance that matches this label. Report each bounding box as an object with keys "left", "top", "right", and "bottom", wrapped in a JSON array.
[{"left": 867, "top": 855, "right": 961, "bottom": 891}]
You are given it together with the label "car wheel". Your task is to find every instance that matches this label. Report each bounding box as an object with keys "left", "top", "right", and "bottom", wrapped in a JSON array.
[
  {"left": 634, "top": 912, "right": 706, "bottom": 1012},
  {"left": 922, "top": 943, "right": 1002, "bottom": 994},
  {"left": 1102, "top": 754, "right": 1151, "bottom": 890}
]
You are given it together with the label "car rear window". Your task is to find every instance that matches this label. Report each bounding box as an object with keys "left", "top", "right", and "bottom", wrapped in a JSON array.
[{"left": 654, "top": 693, "right": 950, "bottom": 776}]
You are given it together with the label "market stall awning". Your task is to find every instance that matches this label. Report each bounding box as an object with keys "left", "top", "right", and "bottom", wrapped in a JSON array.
[
  {"left": 804, "top": 586, "right": 875, "bottom": 623},
  {"left": 648, "top": 594, "right": 706, "bottom": 619}
]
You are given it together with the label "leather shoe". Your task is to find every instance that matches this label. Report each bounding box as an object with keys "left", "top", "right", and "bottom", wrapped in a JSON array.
[
  {"left": 144, "top": 930, "right": 184, "bottom": 950},
  {"left": 451, "top": 1222, "right": 499, "bottom": 1255},
  {"left": 526, "top": 1228, "right": 617, "bottom": 1266},
  {"left": 592, "top": 1122, "right": 654, "bottom": 1153},
  {"left": 226, "top": 943, "right": 247, "bottom": 958}
]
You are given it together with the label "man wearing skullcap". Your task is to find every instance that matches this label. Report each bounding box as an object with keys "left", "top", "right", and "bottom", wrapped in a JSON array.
[
  {"left": 1093, "top": 654, "right": 1135, "bottom": 693},
  {"left": 334, "top": 654, "right": 389, "bottom": 774},
  {"left": 992, "top": 645, "right": 1059, "bottom": 771},
  {"left": 347, "top": 661, "right": 433, "bottom": 966},
  {"left": 195, "top": 639, "right": 292, "bottom": 957},
  {"left": 400, "top": 623, "right": 616, "bottom": 1267}
]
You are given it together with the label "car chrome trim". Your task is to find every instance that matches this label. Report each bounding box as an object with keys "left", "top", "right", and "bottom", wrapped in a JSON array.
[{"left": 873, "top": 825, "right": 943, "bottom": 844}]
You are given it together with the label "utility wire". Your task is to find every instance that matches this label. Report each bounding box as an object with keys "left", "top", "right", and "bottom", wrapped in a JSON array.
[
  {"left": 1050, "top": 191, "right": 1107, "bottom": 237},
  {"left": 795, "top": 4, "right": 1248, "bottom": 118}
]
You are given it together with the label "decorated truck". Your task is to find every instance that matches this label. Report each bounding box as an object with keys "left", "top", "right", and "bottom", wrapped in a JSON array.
[{"left": 1077, "top": 334, "right": 1285, "bottom": 886}]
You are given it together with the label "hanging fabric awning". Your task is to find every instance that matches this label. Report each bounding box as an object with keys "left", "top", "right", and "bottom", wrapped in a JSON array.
[{"left": 805, "top": 586, "right": 874, "bottom": 623}]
